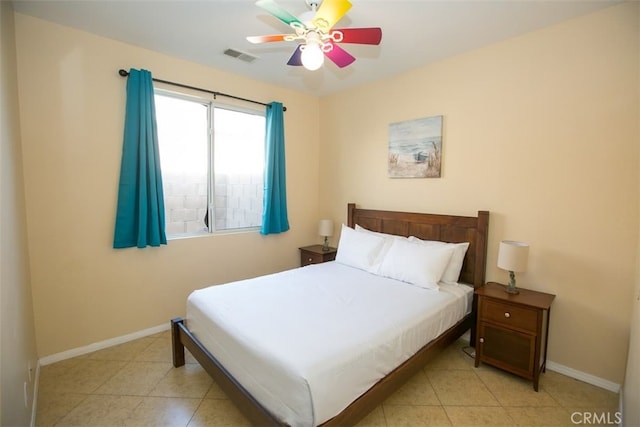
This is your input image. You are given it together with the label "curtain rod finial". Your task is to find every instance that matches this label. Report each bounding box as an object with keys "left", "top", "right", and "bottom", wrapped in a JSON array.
[{"left": 118, "top": 69, "right": 129, "bottom": 77}]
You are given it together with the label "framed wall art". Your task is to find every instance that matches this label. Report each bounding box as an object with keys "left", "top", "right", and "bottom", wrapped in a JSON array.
[{"left": 388, "top": 115, "right": 443, "bottom": 178}]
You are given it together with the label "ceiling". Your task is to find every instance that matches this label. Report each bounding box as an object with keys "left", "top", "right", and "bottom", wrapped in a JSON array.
[{"left": 12, "top": 0, "right": 622, "bottom": 96}]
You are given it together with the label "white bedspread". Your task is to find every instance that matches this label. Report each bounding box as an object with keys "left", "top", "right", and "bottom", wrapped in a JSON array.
[{"left": 187, "top": 261, "right": 473, "bottom": 426}]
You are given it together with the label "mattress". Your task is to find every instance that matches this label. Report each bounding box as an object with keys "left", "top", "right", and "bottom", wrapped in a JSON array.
[{"left": 186, "top": 261, "right": 473, "bottom": 426}]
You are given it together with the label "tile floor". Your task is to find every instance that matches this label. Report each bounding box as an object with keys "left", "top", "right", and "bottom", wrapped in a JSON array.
[{"left": 36, "top": 332, "right": 620, "bottom": 426}]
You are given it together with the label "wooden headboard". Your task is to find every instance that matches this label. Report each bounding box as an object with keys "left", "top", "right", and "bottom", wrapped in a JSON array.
[{"left": 347, "top": 203, "right": 489, "bottom": 287}]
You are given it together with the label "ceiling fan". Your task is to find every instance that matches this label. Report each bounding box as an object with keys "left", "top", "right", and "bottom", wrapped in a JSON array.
[{"left": 247, "top": 0, "right": 382, "bottom": 71}]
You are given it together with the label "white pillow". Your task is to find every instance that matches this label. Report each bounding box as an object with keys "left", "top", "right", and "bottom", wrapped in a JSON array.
[
  {"left": 335, "top": 224, "right": 386, "bottom": 272},
  {"left": 377, "top": 238, "right": 455, "bottom": 290},
  {"left": 355, "top": 224, "right": 408, "bottom": 271},
  {"left": 408, "top": 237, "right": 470, "bottom": 285}
]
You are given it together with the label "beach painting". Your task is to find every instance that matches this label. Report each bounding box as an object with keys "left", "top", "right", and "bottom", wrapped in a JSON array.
[{"left": 388, "top": 115, "right": 443, "bottom": 178}]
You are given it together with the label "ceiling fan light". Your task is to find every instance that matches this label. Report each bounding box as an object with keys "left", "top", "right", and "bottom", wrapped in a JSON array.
[{"left": 301, "top": 42, "right": 324, "bottom": 70}]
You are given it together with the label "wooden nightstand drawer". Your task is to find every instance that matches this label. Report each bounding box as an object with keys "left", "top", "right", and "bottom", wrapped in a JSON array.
[
  {"left": 299, "top": 245, "right": 337, "bottom": 267},
  {"left": 482, "top": 299, "right": 538, "bottom": 333},
  {"left": 303, "top": 251, "right": 325, "bottom": 265}
]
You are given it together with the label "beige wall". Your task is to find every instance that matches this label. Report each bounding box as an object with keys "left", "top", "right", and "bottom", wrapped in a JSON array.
[
  {"left": 320, "top": 2, "right": 639, "bottom": 384},
  {"left": 1, "top": 1, "right": 38, "bottom": 424},
  {"left": 14, "top": 14, "right": 321, "bottom": 357},
  {"left": 622, "top": 2, "right": 640, "bottom": 421}
]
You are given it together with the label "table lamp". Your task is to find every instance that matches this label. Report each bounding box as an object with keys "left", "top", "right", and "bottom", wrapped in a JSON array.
[
  {"left": 318, "top": 219, "right": 334, "bottom": 251},
  {"left": 497, "top": 240, "right": 529, "bottom": 295}
]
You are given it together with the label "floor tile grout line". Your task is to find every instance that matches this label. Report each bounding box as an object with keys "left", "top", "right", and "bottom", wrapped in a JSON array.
[
  {"left": 186, "top": 397, "right": 207, "bottom": 427},
  {"left": 542, "top": 382, "right": 568, "bottom": 412},
  {"left": 51, "top": 393, "right": 90, "bottom": 426},
  {"left": 423, "top": 364, "right": 445, "bottom": 410},
  {"left": 476, "top": 372, "right": 519, "bottom": 426}
]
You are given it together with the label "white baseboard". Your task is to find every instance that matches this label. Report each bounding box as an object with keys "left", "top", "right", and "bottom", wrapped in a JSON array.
[
  {"left": 38, "top": 323, "right": 170, "bottom": 366},
  {"left": 546, "top": 360, "right": 621, "bottom": 393},
  {"left": 30, "top": 361, "right": 40, "bottom": 427}
]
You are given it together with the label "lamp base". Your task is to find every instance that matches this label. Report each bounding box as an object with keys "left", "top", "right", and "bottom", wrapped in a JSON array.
[
  {"left": 504, "top": 271, "right": 520, "bottom": 294},
  {"left": 322, "top": 236, "right": 330, "bottom": 252}
]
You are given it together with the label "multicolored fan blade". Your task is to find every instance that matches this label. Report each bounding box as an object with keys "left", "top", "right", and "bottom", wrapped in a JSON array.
[
  {"left": 312, "top": 0, "right": 352, "bottom": 32},
  {"left": 287, "top": 45, "right": 303, "bottom": 66},
  {"left": 333, "top": 27, "right": 382, "bottom": 45},
  {"left": 255, "top": 0, "right": 303, "bottom": 27},
  {"left": 324, "top": 42, "right": 356, "bottom": 68},
  {"left": 246, "top": 34, "right": 291, "bottom": 44}
]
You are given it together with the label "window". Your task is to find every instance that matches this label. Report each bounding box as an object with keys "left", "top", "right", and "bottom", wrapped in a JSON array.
[{"left": 154, "top": 91, "right": 265, "bottom": 237}]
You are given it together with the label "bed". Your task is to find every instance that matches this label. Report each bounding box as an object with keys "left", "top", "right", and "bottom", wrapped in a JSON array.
[{"left": 171, "top": 203, "right": 489, "bottom": 426}]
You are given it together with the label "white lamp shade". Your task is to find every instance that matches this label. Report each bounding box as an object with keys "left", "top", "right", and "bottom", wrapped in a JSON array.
[
  {"left": 497, "top": 240, "right": 529, "bottom": 272},
  {"left": 318, "top": 219, "right": 334, "bottom": 237}
]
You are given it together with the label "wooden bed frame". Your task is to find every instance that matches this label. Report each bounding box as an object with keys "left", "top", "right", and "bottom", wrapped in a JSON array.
[{"left": 172, "top": 203, "right": 489, "bottom": 426}]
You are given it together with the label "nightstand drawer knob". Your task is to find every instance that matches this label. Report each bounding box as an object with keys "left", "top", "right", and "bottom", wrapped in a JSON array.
[
  {"left": 504, "top": 312, "right": 511, "bottom": 318},
  {"left": 479, "top": 338, "right": 484, "bottom": 343},
  {"left": 308, "top": 258, "right": 313, "bottom": 262}
]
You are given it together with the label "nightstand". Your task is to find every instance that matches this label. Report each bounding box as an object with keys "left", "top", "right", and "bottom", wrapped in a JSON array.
[
  {"left": 299, "top": 245, "right": 337, "bottom": 267},
  {"left": 474, "top": 282, "right": 555, "bottom": 391}
]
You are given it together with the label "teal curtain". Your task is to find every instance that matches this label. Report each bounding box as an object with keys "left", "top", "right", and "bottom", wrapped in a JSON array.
[
  {"left": 260, "top": 102, "right": 289, "bottom": 235},
  {"left": 113, "top": 68, "right": 167, "bottom": 248}
]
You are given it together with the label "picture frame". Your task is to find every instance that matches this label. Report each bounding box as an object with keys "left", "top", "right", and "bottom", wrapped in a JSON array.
[{"left": 388, "top": 115, "right": 443, "bottom": 178}]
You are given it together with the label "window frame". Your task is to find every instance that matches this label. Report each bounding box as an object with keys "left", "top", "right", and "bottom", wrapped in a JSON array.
[{"left": 154, "top": 88, "right": 266, "bottom": 239}]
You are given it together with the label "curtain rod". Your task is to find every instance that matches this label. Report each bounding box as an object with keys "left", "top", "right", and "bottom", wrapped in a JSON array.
[{"left": 118, "top": 69, "right": 286, "bottom": 112}]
